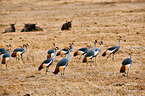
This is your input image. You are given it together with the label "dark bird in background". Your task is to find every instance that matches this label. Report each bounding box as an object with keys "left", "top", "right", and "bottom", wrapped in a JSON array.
[
  {"left": 0, "top": 44, "right": 11, "bottom": 55},
  {"left": 73, "top": 44, "right": 91, "bottom": 62},
  {"left": 120, "top": 52, "right": 133, "bottom": 78},
  {"left": 102, "top": 37, "right": 122, "bottom": 60},
  {"left": 93, "top": 41, "right": 103, "bottom": 65},
  {"left": 11, "top": 44, "right": 29, "bottom": 60},
  {"left": 2, "top": 23, "right": 16, "bottom": 34},
  {"left": 53, "top": 46, "right": 71, "bottom": 77},
  {"left": 47, "top": 42, "right": 57, "bottom": 59},
  {"left": 21, "top": 23, "right": 43, "bottom": 32},
  {"left": 57, "top": 42, "right": 74, "bottom": 57},
  {"left": 61, "top": 21, "right": 72, "bottom": 30},
  {"left": 38, "top": 47, "right": 58, "bottom": 75},
  {"left": 1, "top": 48, "right": 11, "bottom": 70},
  {"left": 82, "top": 40, "right": 97, "bottom": 67}
]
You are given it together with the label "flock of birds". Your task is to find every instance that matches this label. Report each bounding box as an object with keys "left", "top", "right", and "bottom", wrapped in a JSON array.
[{"left": 0, "top": 36, "right": 133, "bottom": 78}]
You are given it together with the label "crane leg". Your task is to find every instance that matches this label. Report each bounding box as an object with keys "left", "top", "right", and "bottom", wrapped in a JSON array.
[
  {"left": 112, "top": 54, "right": 114, "bottom": 60},
  {"left": 21, "top": 54, "right": 23, "bottom": 61},
  {"left": 105, "top": 53, "right": 112, "bottom": 63},
  {"left": 94, "top": 57, "right": 97, "bottom": 66},
  {"left": 86, "top": 62, "right": 88, "bottom": 71},
  {"left": 90, "top": 59, "right": 92, "bottom": 67},
  {"left": 18, "top": 55, "right": 20, "bottom": 60},
  {"left": 45, "top": 67, "right": 48, "bottom": 75},
  {"left": 127, "top": 69, "right": 129, "bottom": 78},
  {"left": 77, "top": 54, "right": 82, "bottom": 63},
  {"left": 6, "top": 63, "right": 8, "bottom": 70}
]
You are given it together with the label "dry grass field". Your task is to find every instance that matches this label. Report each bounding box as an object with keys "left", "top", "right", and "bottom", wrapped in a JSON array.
[{"left": 0, "top": 0, "right": 145, "bottom": 95}]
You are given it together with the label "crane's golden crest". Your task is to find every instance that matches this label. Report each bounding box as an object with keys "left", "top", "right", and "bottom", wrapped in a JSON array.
[
  {"left": 117, "top": 37, "right": 121, "bottom": 40},
  {"left": 128, "top": 52, "right": 132, "bottom": 55},
  {"left": 68, "top": 42, "right": 72, "bottom": 45},
  {"left": 19, "top": 45, "right": 22, "bottom": 47},
  {"left": 53, "top": 42, "right": 55, "bottom": 45}
]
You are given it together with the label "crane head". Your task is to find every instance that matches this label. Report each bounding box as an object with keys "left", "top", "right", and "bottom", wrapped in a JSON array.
[
  {"left": 128, "top": 52, "right": 133, "bottom": 55},
  {"left": 68, "top": 42, "right": 74, "bottom": 46},
  {"left": 117, "top": 37, "right": 122, "bottom": 40},
  {"left": 92, "top": 40, "right": 97, "bottom": 44},
  {"left": 6, "top": 48, "right": 11, "bottom": 51},
  {"left": 53, "top": 42, "right": 55, "bottom": 46},
  {"left": 6, "top": 44, "right": 11, "bottom": 47},
  {"left": 19, "top": 45, "right": 23, "bottom": 48}
]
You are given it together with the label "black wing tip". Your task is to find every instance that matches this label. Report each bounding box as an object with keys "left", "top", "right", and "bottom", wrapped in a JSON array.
[
  {"left": 102, "top": 51, "right": 106, "bottom": 56},
  {"left": 82, "top": 57, "right": 87, "bottom": 63},
  {"left": 73, "top": 51, "right": 77, "bottom": 56},
  {"left": 120, "top": 65, "right": 125, "bottom": 73}
]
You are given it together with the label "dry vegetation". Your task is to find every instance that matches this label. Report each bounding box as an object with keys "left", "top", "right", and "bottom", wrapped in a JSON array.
[{"left": 0, "top": 0, "right": 145, "bottom": 95}]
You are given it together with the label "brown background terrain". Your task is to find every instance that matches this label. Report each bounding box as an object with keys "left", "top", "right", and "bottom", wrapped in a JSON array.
[{"left": 0, "top": 0, "right": 145, "bottom": 95}]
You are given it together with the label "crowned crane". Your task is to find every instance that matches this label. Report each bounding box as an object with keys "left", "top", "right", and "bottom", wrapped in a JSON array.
[
  {"left": 74, "top": 44, "right": 91, "bottom": 62},
  {"left": 102, "top": 37, "right": 122, "bottom": 60},
  {"left": 53, "top": 46, "right": 71, "bottom": 77},
  {"left": 0, "top": 44, "right": 11, "bottom": 55},
  {"left": 11, "top": 44, "right": 28, "bottom": 60},
  {"left": 47, "top": 42, "right": 57, "bottom": 59},
  {"left": 57, "top": 42, "right": 74, "bottom": 57},
  {"left": 82, "top": 40, "right": 97, "bottom": 67},
  {"left": 120, "top": 52, "right": 133, "bottom": 78},
  {"left": 93, "top": 41, "right": 103, "bottom": 65},
  {"left": 38, "top": 47, "right": 58, "bottom": 75},
  {"left": 1, "top": 48, "right": 11, "bottom": 70}
]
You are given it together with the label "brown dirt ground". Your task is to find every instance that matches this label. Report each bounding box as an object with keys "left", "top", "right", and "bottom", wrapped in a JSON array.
[{"left": 0, "top": 0, "right": 145, "bottom": 95}]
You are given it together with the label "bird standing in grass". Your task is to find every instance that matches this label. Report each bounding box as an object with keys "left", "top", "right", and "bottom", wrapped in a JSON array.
[
  {"left": 0, "top": 44, "right": 11, "bottom": 55},
  {"left": 38, "top": 47, "right": 58, "bottom": 75},
  {"left": 93, "top": 41, "right": 103, "bottom": 65},
  {"left": 73, "top": 44, "right": 91, "bottom": 62},
  {"left": 47, "top": 42, "right": 58, "bottom": 59},
  {"left": 120, "top": 52, "right": 133, "bottom": 77},
  {"left": 57, "top": 42, "right": 74, "bottom": 57},
  {"left": 102, "top": 37, "right": 122, "bottom": 60},
  {"left": 82, "top": 40, "right": 97, "bottom": 67},
  {"left": 11, "top": 44, "right": 28, "bottom": 60},
  {"left": 53, "top": 46, "right": 71, "bottom": 77},
  {"left": 1, "top": 48, "right": 11, "bottom": 70}
]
